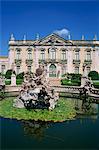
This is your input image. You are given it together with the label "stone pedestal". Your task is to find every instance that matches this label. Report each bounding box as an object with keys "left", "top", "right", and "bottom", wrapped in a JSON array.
[
  {"left": 81, "top": 76, "right": 87, "bottom": 87},
  {"left": 11, "top": 74, "right": 16, "bottom": 86}
]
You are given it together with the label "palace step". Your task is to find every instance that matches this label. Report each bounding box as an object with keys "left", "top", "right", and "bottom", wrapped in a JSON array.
[{"left": 48, "top": 78, "right": 61, "bottom": 86}]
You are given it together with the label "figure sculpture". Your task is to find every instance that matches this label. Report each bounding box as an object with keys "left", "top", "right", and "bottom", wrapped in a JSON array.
[{"left": 13, "top": 64, "right": 59, "bottom": 110}]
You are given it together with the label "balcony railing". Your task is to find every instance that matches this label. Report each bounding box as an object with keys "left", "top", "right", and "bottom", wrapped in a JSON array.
[
  {"left": 26, "top": 59, "right": 33, "bottom": 65},
  {"left": 84, "top": 60, "right": 92, "bottom": 64},
  {"left": 60, "top": 59, "right": 67, "bottom": 64},
  {"left": 15, "top": 59, "right": 22, "bottom": 65},
  {"left": 39, "top": 59, "right": 46, "bottom": 63},
  {"left": 39, "top": 59, "right": 67, "bottom": 64},
  {"left": 73, "top": 60, "right": 80, "bottom": 64}
]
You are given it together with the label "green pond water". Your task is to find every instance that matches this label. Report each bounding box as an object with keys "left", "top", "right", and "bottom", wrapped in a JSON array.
[{"left": 0, "top": 98, "right": 99, "bottom": 150}]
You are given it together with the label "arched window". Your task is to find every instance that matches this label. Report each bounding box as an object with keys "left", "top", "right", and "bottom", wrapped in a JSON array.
[
  {"left": 27, "top": 66, "right": 31, "bottom": 72},
  {"left": 75, "top": 66, "right": 79, "bottom": 74},
  {"left": 49, "top": 48, "right": 56, "bottom": 60},
  {"left": 86, "top": 66, "right": 90, "bottom": 74},
  {"left": 49, "top": 64, "right": 56, "bottom": 77},
  {"left": 16, "top": 66, "right": 20, "bottom": 74}
]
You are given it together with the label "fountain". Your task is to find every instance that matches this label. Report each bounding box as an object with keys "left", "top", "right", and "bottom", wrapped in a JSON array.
[{"left": 13, "top": 64, "right": 59, "bottom": 110}]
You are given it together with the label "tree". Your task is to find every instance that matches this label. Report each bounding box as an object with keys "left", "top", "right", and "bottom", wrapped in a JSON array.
[
  {"left": 88, "top": 71, "right": 99, "bottom": 80},
  {"left": 5, "top": 70, "right": 16, "bottom": 79}
]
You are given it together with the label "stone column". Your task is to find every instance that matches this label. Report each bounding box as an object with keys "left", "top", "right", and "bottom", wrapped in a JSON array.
[{"left": 11, "top": 74, "right": 16, "bottom": 86}]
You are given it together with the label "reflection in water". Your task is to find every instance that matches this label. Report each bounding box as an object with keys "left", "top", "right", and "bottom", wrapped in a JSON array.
[
  {"left": 75, "top": 97, "right": 98, "bottom": 117},
  {"left": 21, "top": 98, "right": 99, "bottom": 141},
  {"left": 21, "top": 120, "right": 64, "bottom": 142},
  {"left": 21, "top": 120, "right": 50, "bottom": 141}
]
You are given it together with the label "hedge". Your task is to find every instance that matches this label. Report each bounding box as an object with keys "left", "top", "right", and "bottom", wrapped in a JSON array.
[
  {"left": 88, "top": 71, "right": 99, "bottom": 80},
  {"left": 16, "top": 72, "right": 24, "bottom": 79},
  {"left": 5, "top": 70, "right": 16, "bottom": 79}
]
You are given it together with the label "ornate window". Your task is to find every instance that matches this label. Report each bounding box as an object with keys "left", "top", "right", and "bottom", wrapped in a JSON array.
[
  {"left": 1, "top": 65, "right": 5, "bottom": 74},
  {"left": 86, "top": 51, "right": 91, "bottom": 60},
  {"left": 62, "top": 65, "right": 67, "bottom": 75},
  {"left": 86, "top": 66, "right": 90, "bottom": 74},
  {"left": 27, "top": 49, "right": 32, "bottom": 60},
  {"left": 49, "top": 48, "right": 56, "bottom": 60},
  {"left": 27, "top": 66, "right": 31, "bottom": 72},
  {"left": 16, "top": 49, "right": 21, "bottom": 60},
  {"left": 61, "top": 49, "right": 67, "bottom": 60},
  {"left": 75, "top": 66, "right": 79, "bottom": 74},
  {"left": 40, "top": 49, "right": 45, "bottom": 60},
  {"left": 49, "top": 64, "right": 56, "bottom": 77},
  {"left": 75, "top": 51, "right": 79, "bottom": 60},
  {"left": 16, "top": 66, "right": 20, "bottom": 74}
]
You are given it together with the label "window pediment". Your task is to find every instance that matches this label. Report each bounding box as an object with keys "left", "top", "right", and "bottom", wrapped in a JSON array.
[
  {"left": 27, "top": 48, "right": 32, "bottom": 51},
  {"left": 74, "top": 48, "right": 80, "bottom": 52},
  {"left": 85, "top": 48, "right": 92, "bottom": 51},
  {"left": 16, "top": 48, "right": 22, "bottom": 51}
]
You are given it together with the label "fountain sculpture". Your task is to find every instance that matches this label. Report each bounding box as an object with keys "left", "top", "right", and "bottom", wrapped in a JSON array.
[{"left": 13, "top": 64, "right": 59, "bottom": 110}]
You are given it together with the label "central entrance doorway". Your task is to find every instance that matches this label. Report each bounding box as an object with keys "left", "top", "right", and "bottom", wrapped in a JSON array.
[{"left": 49, "top": 64, "right": 56, "bottom": 77}]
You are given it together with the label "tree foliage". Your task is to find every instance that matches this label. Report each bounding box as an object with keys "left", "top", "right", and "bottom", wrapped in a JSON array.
[
  {"left": 5, "top": 70, "right": 16, "bottom": 79},
  {"left": 16, "top": 72, "right": 24, "bottom": 79},
  {"left": 88, "top": 71, "right": 99, "bottom": 80}
]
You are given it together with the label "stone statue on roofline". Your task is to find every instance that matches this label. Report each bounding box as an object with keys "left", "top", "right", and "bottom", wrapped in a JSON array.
[{"left": 13, "top": 64, "right": 59, "bottom": 110}]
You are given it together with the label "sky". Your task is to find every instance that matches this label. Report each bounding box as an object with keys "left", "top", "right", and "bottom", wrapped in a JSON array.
[{"left": 0, "top": 0, "right": 99, "bottom": 56}]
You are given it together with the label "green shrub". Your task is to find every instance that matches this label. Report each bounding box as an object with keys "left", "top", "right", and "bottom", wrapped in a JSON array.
[
  {"left": 88, "top": 71, "right": 99, "bottom": 80},
  {"left": 93, "top": 82, "right": 99, "bottom": 89},
  {"left": 16, "top": 72, "right": 24, "bottom": 79},
  {"left": 61, "top": 79, "right": 81, "bottom": 86},
  {"left": 5, "top": 80, "right": 11, "bottom": 85},
  {"left": 5, "top": 70, "right": 16, "bottom": 79},
  {"left": 16, "top": 79, "right": 23, "bottom": 85}
]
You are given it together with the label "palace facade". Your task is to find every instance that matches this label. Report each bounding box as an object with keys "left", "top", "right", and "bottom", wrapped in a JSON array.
[{"left": 0, "top": 33, "right": 99, "bottom": 78}]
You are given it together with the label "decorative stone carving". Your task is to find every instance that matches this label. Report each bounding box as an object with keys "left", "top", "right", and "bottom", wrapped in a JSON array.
[
  {"left": 11, "top": 73, "right": 16, "bottom": 86},
  {"left": 13, "top": 64, "right": 59, "bottom": 110},
  {"left": 73, "top": 60, "right": 80, "bottom": 64},
  {"left": 15, "top": 59, "right": 22, "bottom": 66},
  {"left": 26, "top": 59, "right": 33, "bottom": 65}
]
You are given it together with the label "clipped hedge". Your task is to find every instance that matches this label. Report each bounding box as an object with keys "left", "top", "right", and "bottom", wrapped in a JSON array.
[
  {"left": 16, "top": 79, "right": 23, "bottom": 85},
  {"left": 93, "top": 82, "right": 99, "bottom": 89},
  {"left": 5, "top": 70, "right": 16, "bottom": 79},
  {"left": 61, "top": 79, "right": 81, "bottom": 86},
  {"left": 16, "top": 72, "right": 24, "bottom": 79},
  {"left": 5, "top": 80, "right": 11, "bottom": 85},
  {"left": 88, "top": 71, "right": 99, "bottom": 80}
]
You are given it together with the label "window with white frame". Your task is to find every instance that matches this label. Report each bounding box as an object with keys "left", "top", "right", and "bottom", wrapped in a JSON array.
[
  {"left": 49, "top": 48, "right": 56, "bottom": 60},
  {"left": 16, "top": 49, "right": 20, "bottom": 59},
  {"left": 16, "top": 66, "right": 20, "bottom": 74},
  {"left": 28, "top": 49, "right": 32, "bottom": 60},
  {"left": 86, "top": 66, "right": 90, "bottom": 74},
  {"left": 86, "top": 51, "right": 91, "bottom": 60},
  {"left": 40, "top": 49, "right": 45, "bottom": 60},
  {"left": 75, "top": 51, "right": 79, "bottom": 60},
  {"left": 1, "top": 65, "right": 5, "bottom": 74},
  {"left": 61, "top": 50, "right": 67, "bottom": 60},
  {"left": 75, "top": 66, "right": 79, "bottom": 74},
  {"left": 27, "top": 66, "right": 31, "bottom": 72}
]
